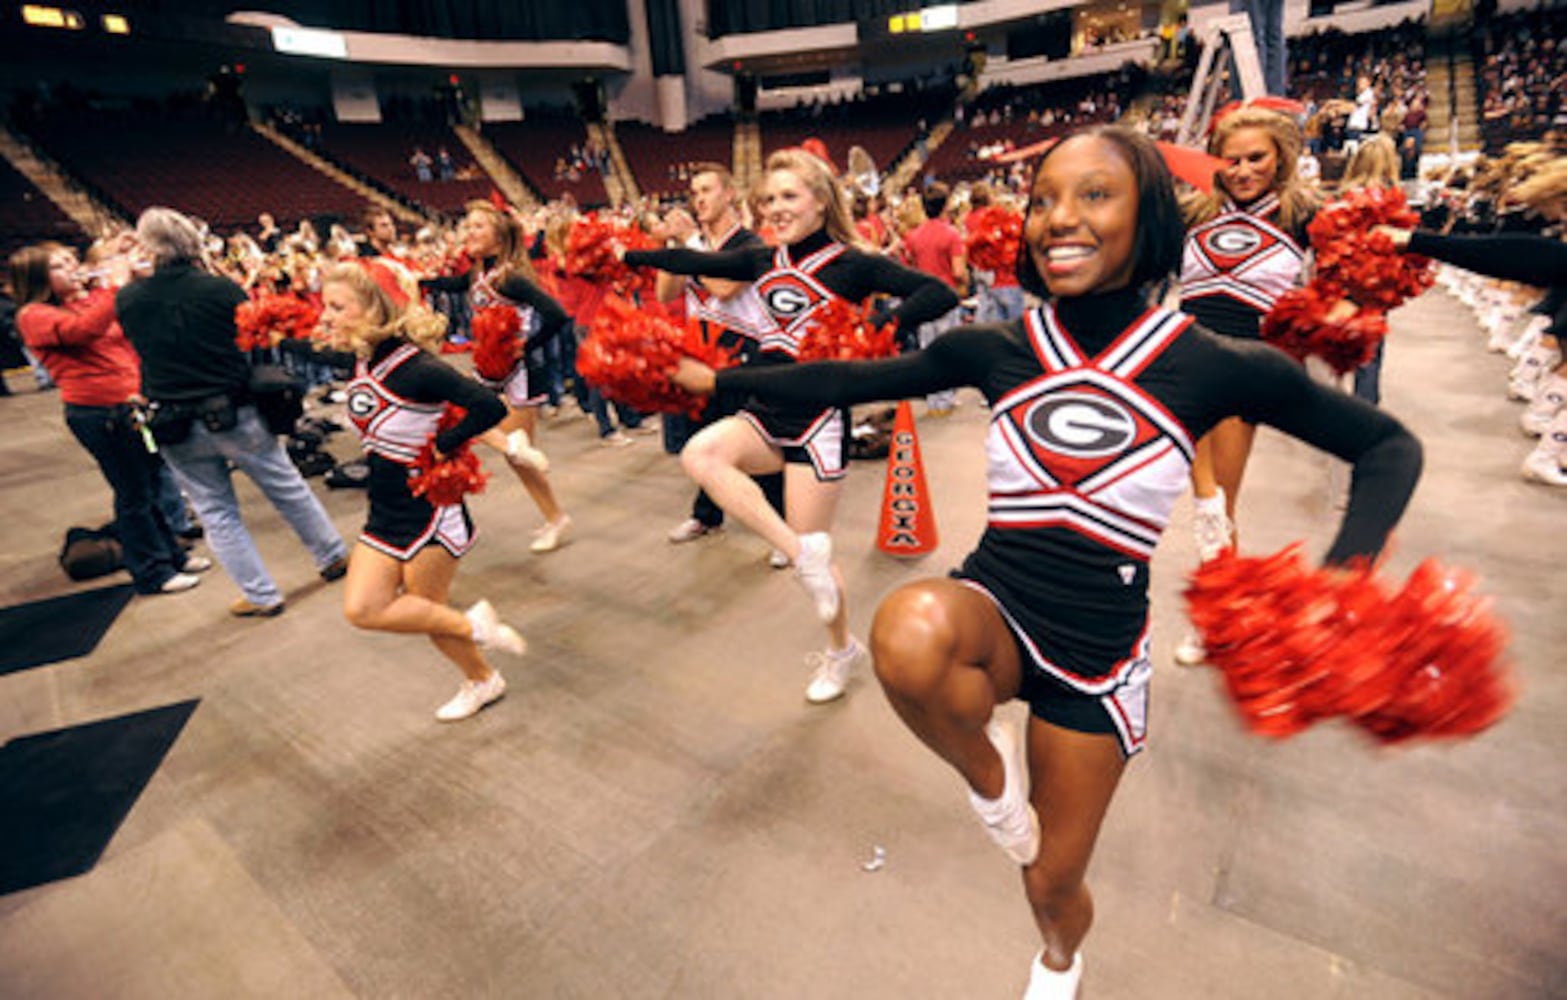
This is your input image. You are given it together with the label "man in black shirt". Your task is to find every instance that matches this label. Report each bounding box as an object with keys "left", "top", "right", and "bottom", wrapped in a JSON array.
[{"left": 118, "top": 207, "right": 348, "bottom": 616}]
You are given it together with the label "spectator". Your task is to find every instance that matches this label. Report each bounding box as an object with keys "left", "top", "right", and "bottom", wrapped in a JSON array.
[{"left": 116, "top": 207, "right": 349, "bottom": 617}]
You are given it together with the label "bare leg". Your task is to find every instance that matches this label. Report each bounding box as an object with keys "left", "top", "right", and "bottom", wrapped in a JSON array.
[
  {"left": 498, "top": 407, "right": 565, "bottom": 524},
  {"left": 1205, "top": 416, "right": 1257, "bottom": 525},
  {"left": 342, "top": 543, "right": 493, "bottom": 682},
  {"left": 870, "top": 579, "right": 1025, "bottom": 798},
  {"left": 680, "top": 417, "right": 794, "bottom": 553},
  {"left": 1020, "top": 721, "right": 1126, "bottom": 970}
]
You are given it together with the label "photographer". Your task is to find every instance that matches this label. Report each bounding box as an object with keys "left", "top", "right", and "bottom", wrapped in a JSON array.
[{"left": 116, "top": 207, "right": 347, "bottom": 617}]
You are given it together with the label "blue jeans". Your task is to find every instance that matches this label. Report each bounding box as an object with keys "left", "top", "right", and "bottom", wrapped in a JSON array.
[
  {"left": 161, "top": 405, "right": 346, "bottom": 605},
  {"left": 1244, "top": 0, "right": 1287, "bottom": 96},
  {"left": 977, "top": 283, "right": 1027, "bottom": 324},
  {"left": 64, "top": 403, "right": 185, "bottom": 593},
  {"left": 917, "top": 308, "right": 962, "bottom": 410},
  {"left": 1353, "top": 341, "right": 1385, "bottom": 406}
]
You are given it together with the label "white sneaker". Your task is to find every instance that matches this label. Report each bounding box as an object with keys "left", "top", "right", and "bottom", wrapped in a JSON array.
[
  {"left": 1509, "top": 343, "right": 1560, "bottom": 401},
  {"left": 157, "top": 572, "right": 201, "bottom": 594},
  {"left": 1522, "top": 415, "right": 1567, "bottom": 486},
  {"left": 180, "top": 555, "right": 213, "bottom": 573},
  {"left": 1173, "top": 630, "right": 1207, "bottom": 666},
  {"left": 506, "top": 429, "right": 551, "bottom": 471},
  {"left": 1023, "top": 951, "right": 1083, "bottom": 1000},
  {"left": 1506, "top": 317, "right": 1545, "bottom": 361},
  {"left": 793, "top": 532, "right": 840, "bottom": 623},
  {"left": 599, "top": 430, "right": 634, "bottom": 448},
  {"left": 435, "top": 671, "right": 507, "bottom": 722},
  {"left": 1520, "top": 375, "right": 1566, "bottom": 436},
  {"left": 667, "top": 517, "right": 717, "bottom": 543},
  {"left": 465, "top": 599, "right": 527, "bottom": 656},
  {"left": 804, "top": 637, "right": 865, "bottom": 703},
  {"left": 768, "top": 548, "right": 791, "bottom": 569},
  {"left": 530, "top": 515, "right": 572, "bottom": 553},
  {"left": 969, "top": 716, "right": 1041, "bottom": 866},
  {"left": 1191, "top": 489, "right": 1232, "bottom": 562}
]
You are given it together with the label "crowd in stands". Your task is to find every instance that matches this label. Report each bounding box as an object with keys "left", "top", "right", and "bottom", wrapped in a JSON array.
[{"left": 1474, "top": 5, "right": 1567, "bottom": 151}]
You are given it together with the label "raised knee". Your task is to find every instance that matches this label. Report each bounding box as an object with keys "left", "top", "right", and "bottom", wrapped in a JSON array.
[
  {"left": 870, "top": 583, "right": 961, "bottom": 696},
  {"left": 342, "top": 597, "right": 380, "bottom": 631}
]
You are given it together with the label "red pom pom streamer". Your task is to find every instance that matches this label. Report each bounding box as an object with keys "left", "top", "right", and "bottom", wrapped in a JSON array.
[
  {"left": 1261, "top": 186, "right": 1434, "bottom": 373},
  {"left": 576, "top": 295, "right": 737, "bottom": 417},
  {"left": 565, "top": 214, "right": 655, "bottom": 297},
  {"left": 1307, "top": 187, "right": 1434, "bottom": 311},
  {"left": 470, "top": 304, "right": 523, "bottom": 381},
  {"left": 797, "top": 298, "right": 899, "bottom": 362},
  {"left": 1260, "top": 286, "right": 1389, "bottom": 374},
  {"left": 1184, "top": 546, "right": 1514, "bottom": 744},
  {"left": 407, "top": 406, "right": 489, "bottom": 506},
  {"left": 964, "top": 206, "right": 1023, "bottom": 275},
  {"left": 235, "top": 295, "right": 321, "bottom": 352}
]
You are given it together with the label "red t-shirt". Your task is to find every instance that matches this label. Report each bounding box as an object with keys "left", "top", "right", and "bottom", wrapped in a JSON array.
[
  {"left": 902, "top": 219, "right": 965, "bottom": 290},
  {"left": 17, "top": 289, "right": 142, "bottom": 406}
]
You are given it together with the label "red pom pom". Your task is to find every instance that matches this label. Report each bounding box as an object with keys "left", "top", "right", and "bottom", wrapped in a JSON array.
[
  {"left": 565, "top": 214, "right": 655, "bottom": 297},
  {"left": 1261, "top": 286, "right": 1388, "bottom": 374},
  {"left": 235, "top": 295, "right": 321, "bottom": 352},
  {"left": 797, "top": 298, "right": 899, "bottom": 362},
  {"left": 576, "top": 295, "right": 737, "bottom": 417},
  {"left": 1184, "top": 547, "right": 1515, "bottom": 744},
  {"left": 1307, "top": 187, "right": 1434, "bottom": 312},
  {"left": 407, "top": 406, "right": 489, "bottom": 505},
  {"left": 964, "top": 206, "right": 1023, "bottom": 274},
  {"left": 470, "top": 304, "right": 523, "bottom": 380}
]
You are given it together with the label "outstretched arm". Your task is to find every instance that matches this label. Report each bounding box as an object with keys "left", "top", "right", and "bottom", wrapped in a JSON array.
[
  {"left": 680, "top": 325, "right": 1000, "bottom": 407},
  {"left": 1235, "top": 344, "right": 1422, "bottom": 564},
  {"left": 624, "top": 245, "right": 769, "bottom": 282},
  {"left": 1380, "top": 228, "right": 1567, "bottom": 288}
]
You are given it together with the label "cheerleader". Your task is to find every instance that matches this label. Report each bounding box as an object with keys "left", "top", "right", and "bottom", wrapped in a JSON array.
[
  {"left": 320, "top": 261, "right": 521, "bottom": 722},
  {"left": 1175, "top": 105, "right": 1321, "bottom": 664},
  {"left": 673, "top": 126, "right": 1421, "bottom": 996},
  {"left": 625, "top": 148, "right": 959, "bottom": 704},
  {"left": 423, "top": 201, "right": 574, "bottom": 553}
]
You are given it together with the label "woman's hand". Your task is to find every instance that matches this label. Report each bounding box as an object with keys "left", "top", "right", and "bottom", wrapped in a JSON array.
[
  {"left": 671, "top": 356, "right": 717, "bottom": 396},
  {"left": 1371, "top": 225, "right": 1413, "bottom": 251}
]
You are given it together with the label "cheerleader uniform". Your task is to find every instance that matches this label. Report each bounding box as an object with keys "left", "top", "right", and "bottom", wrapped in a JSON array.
[
  {"left": 627, "top": 229, "right": 957, "bottom": 480},
  {"left": 348, "top": 338, "right": 506, "bottom": 559},
  {"left": 1180, "top": 192, "right": 1310, "bottom": 340},
  {"left": 714, "top": 288, "right": 1421, "bottom": 755},
  {"left": 422, "top": 261, "right": 572, "bottom": 407}
]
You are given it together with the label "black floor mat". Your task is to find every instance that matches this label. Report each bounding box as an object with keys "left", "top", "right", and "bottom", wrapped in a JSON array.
[
  {"left": 0, "top": 583, "right": 135, "bottom": 677},
  {"left": 0, "top": 699, "right": 199, "bottom": 895}
]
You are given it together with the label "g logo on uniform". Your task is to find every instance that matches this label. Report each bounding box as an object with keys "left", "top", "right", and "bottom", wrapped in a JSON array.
[
  {"left": 1025, "top": 393, "right": 1136, "bottom": 458},
  {"left": 1204, "top": 225, "right": 1263, "bottom": 256},
  {"left": 764, "top": 285, "right": 813, "bottom": 316},
  {"left": 346, "top": 387, "right": 379, "bottom": 420}
]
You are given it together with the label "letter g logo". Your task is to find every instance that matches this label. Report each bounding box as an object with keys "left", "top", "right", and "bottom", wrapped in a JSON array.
[{"left": 1026, "top": 393, "right": 1135, "bottom": 457}]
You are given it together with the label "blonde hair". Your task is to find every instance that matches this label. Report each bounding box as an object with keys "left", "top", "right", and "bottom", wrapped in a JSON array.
[
  {"left": 1184, "top": 106, "right": 1319, "bottom": 235},
  {"left": 463, "top": 200, "right": 538, "bottom": 284},
  {"left": 1341, "top": 134, "right": 1401, "bottom": 191},
  {"left": 893, "top": 196, "right": 927, "bottom": 235},
  {"left": 764, "top": 148, "right": 866, "bottom": 248},
  {"left": 1511, "top": 157, "right": 1567, "bottom": 219},
  {"left": 322, "top": 262, "right": 447, "bottom": 358}
]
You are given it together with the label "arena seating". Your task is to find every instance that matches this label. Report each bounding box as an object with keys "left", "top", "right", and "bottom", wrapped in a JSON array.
[
  {"left": 614, "top": 115, "right": 735, "bottom": 201},
  {"left": 317, "top": 122, "right": 492, "bottom": 216},
  {"left": 0, "top": 157, "right": 80, "bottom": 260},
  {"left": 483, "top": 113, "right": 609, "bottom": 208},
  {"left": 23, "top": 111, "right": 364, "bottom": 232}
]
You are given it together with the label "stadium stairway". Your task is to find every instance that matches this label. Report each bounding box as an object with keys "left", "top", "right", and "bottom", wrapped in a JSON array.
[
  {"left": 885, "top": 119, "right": 953, "bottom": 194},
  {"left": 588, "top": 121, "right": 634, "bottom": 206},
  {"left": 0, "top": 120, "right": 122, "bottom": 238},
  {"left": 452, "top": 123, "right": 537, "bottom": 210},
  {"left": 251, "top": 121, "right": 427, "bottom": 227},
  {"left": 734, "top": 118, "right": 761, "bottom": 193}
]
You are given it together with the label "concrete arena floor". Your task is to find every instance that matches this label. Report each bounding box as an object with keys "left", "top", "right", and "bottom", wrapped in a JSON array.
[{"left": 0, "top": 287, "right": 1562, "bottom": 999}]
